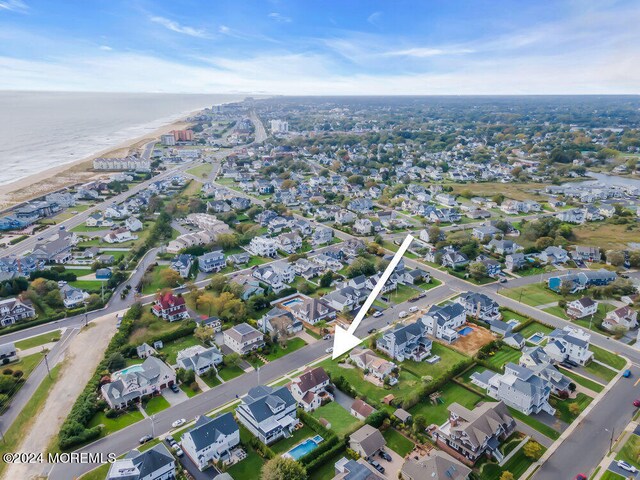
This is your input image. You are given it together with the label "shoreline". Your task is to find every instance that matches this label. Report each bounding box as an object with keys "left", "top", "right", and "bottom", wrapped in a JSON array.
[{"left": 0, "top": 109, "right": 200, "bottom": 209}]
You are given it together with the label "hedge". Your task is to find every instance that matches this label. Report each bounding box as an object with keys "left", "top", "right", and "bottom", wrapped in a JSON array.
[
  {"left": 0, "top": 312, "right": 66, "bottom": 335},
  {"left": 58, "top": 303, "right": 142, "bottom": 450},
  {"left": 304, "top": 438, "right": 348, "bottom": 473},
  {"left": 8, "top": 235, "right": 28, "bottom": 245},
  {"left": 297, "top": 410, "right": 339, "bottom": 466}
]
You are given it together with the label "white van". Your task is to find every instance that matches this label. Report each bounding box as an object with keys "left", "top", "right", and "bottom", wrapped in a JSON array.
[
  {"left": 409, "top": 306, "right": 419, "bottom": 313},
  {"left": 399, "top": 311, "right": 408, "bottom": 318}
]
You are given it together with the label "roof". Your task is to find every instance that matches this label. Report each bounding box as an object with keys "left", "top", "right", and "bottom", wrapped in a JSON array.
[
  {"left": 400, "top": 451, "right": 471, "bottom": 480},
  {"left": 292, "top": 367, "right": 329, "bottom": 394},
  {"left": 241, "top": 385, "right": 296, "bottom": 423},
  {"left": 349, "top": 424, "right": 386, "bottom": 457},
  {"left": 108, "top": 444, "right": 174, "bottom": 480},
  {"left": 183, "top": 413, "right": 239, "bottom": 451},
  {"left": 351, "top": 398, "right": 375, "bottom": 418},
  {"left": 447, "top": 401, "right": 514, "bottom": 449}
]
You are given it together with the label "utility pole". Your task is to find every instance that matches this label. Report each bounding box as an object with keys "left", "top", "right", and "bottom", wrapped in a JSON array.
[
  {"left": 43, "top": 347, "right": 51, "bottom": 379},
  {"left": 151, "top": 414, "right": 156, "bottom": 438}
]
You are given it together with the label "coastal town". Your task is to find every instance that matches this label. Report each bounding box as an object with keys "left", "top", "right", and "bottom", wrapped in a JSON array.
[{"left": 1, "top": 96, "right": 640, "bottom": 480}]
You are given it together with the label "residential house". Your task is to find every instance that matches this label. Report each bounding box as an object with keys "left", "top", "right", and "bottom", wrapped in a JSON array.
[
  {"left": 421, "top": 303, "right": 466, "bottom": 343},
  {"left": 252, "top": 266, "right": 287, "bottom": 293},
  {"left": 125, "top": 217, "right": 144, "bottom": 232},
  {"left": 248, "top": 236, "right": 278, "bottom": 258},
  {"left": 227, "top": 252, "right": 251, "bottom": 266},
  {"left": 472, "top": 225, "right": 500, "bottom": 241},
  {"left": 376, "top": 321, "right": 432, "bottom": 362},
  {"left": 31, "top": 231, "right": 77, "bottom": 263},
  {"left": 85, "top": 212, "right": 114, "bottom": 228},
  {"left": 103, "top": 228, "right": 137, "bottom": 244},
  {"left": 235, "top": 385, "right": 298, "bottom": 445},
  {"left": 539, "top": 246, "right": 569, "bottom": 264},
  {"left": 198, "top": 250, "right": 226, "bottom": 273},
  {"left": 349, "top": 424, "right": 386, "bottom": 459},
  {"left": 312, "top": 226, "right": 333, "bottom": 246},
  {"left": 181, "top": 413, "right": 240, "bottom": 470},
  {"left": 334, "top": 458, "right": 384, "bottom": 480},
  {"left": 602, "top": 306, "right": 639, "bottom": 332},
  {"left": 440, "top": 248, "right": 469, "bottom": 269},
  {"left": 505, "top": 253, "right": 527, "bottom": 272},
  {"left": 151, "top": 292, "right": 189, "bottom": 322},
  {"left": 400, "top": 451, "right": 471, "bottom": 480},
  {"left": 0, "top": 297, "right": 36, "bottom": 327},
  {"left": 107, "top": 444, "right": 175, "bottom": 480},
  {"left": 170, "top": 254, "right": 194, "bottom": 278},
  {"left": 223, "top": 323, "right": 265, "bottom": 355},
  {"left": 287, "top": 367, "right": 332, "bottom": 412},
  {"left": 572, "top": 246, "right": 602, "bottom": 263},
  {"left": 176, "top": 345, "right": 223, "bottom": 375},
  {"left": 349, "top": 347, "right": 397, "bottom": 385},
  {"left": 230, "top": 274, "right": 264, "bottom": 300},
  {"left": 60, "top": 284, "right": 90, "bottom": 308},
  {"left": 353, "top": 218, "right": 373, "bottom": 235},
  {"left": 276, "top": 232, "right": 302, "bottom": 254},
  {"left": 471, "top": 363, "right": 555, "bottom": 415},
  {"left": 258, "top": 308, "right": 303, "bottom": 336},
  {"left": 565, "top": 298, "right": 598, "bottom": 319},
  {"left": 544, "top": 326, "right": 593, "bottom": 365},
  {"left": 457, "top": 292, "right": 501, "bottom": 321},
  {"left": 548, "top": 269, "right": 617, "bottom": 293},
  {"left": 433, "top": 402, "right": 516, "bottom": 466},
  {"left": 136, "top": 343, "right": 156, "bottom": 359},
  {"left": 487, "top": 239, "right": 520, "bottom": 256},
  {"left": 101, "top": 356, "right": 176, "bottom": 409}
]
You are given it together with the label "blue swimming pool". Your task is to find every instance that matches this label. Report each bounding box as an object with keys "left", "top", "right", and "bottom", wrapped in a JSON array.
[
  {"left": 284, "top": 435, "right": 323, "bottom": 460},
  {"left": 282, "top": 298, "right": 303, "bottom": 307},
  {"left": 529, "top": 333, "right": 544, "bottom": 344},
  {"left": 458, "top": 326, "right": 473, "bottom": 336}
]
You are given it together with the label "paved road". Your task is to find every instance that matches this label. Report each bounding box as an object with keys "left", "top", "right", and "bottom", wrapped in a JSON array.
[{"left": 49, "top": 283, "right": 455, "bottom": 479}]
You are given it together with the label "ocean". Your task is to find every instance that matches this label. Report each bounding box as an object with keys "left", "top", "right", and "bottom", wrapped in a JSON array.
[{"left": 0, "top": 91, "right": 246, "bottom": 187}]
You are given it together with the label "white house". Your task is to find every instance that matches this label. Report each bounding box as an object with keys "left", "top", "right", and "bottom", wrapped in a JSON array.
[
  {"left": 107, "top": 445, "right": 175, "bottom": 480},
  {"left": 181, "top": 413, "right": 240, "bottom": 470},
  {"left": 602, "top": 306, "right": 638, "bottom": 332},
  {"left": 287, "top": 367, "right": 333, "bottom": 412},
  {"left": 176, "top": 345, "right": 223, "bottom": 376},
  {"left": 544, "top": 326, "right": 593, "bottom": 365},
  {"left": 421, "top": 303, "right": 466, "bottom": 343},
  {"left": 248, "top": 236, "right": 278, "bottom": 257},
  {"left": 565, "top": 297, "right": 598, "bottom": 319}
]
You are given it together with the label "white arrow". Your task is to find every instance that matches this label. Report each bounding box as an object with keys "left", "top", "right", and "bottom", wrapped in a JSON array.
[{"left": 332, "top": 234, "right": 415, "bottom": 359}]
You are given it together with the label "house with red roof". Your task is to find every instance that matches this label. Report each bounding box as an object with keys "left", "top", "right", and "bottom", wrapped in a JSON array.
[{"left": 152, "top": 292, "right": 189, "bottom": 322}]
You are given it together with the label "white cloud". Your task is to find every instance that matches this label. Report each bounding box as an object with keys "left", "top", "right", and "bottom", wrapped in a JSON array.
[
  {"left": 382, "top": 47, "right": 474, "bottom": 57},
  {"left": 218, "top": 25, "right": 231, "bottom": 34},
  {"left": 0, "top": 0, "right": 28, "bottom": 13},
  {"left": 149, "top": 15, "right": 209, "bottom": 38},
  {"left": 367, "top": 11, "right": 382, "bottom": 26},
  {"left": 268, "top": 12, "right": 292, "bottom": 23},
  {"left": 99, "top": 45, "right": 113, "bottom": 51}
]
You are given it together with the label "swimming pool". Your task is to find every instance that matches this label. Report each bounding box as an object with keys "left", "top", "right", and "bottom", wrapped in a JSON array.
[
  {"left": 115, "top": 365, "right": 144, "bottom": 377},
  {"left": 458, "top": 326, "right": 474, "bottom": 336},
  {"left": 284, "top": 435, "right": 323, "bottom": 460},
  {"left": 282, "top": 298, "right": 303, "bottom": 307},
  {"left": 528, "top": 333, "right": 545, "bottom": 344},
  {"left": 506, "top": 319, "right": 520, "bottom": 328}
]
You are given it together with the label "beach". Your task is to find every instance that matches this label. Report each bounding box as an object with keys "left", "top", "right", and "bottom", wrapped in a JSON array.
[{"left": 0, "top": 113, "right": 194, "bottom": 210}]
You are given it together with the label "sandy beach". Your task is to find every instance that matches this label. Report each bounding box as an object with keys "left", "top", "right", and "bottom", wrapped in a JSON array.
[{"left": 0, "top": 112, "right": 198, "bottom": 211}]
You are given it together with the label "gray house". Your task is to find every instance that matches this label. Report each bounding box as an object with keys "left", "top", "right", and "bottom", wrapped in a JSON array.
[{"left": 376, "top": 321, "right": 432, "bottom": 362}]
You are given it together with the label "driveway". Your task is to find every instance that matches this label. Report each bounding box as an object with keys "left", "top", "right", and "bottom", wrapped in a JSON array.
[
  {"left": 162, "top": 386, "right": 188, "bottom": 406},
  {"left": 333, "top": 387, "right": 356, "bottom": 411},
  {"left": 607, "top": 460, "right": 640, "bottom": 479},
  {"left": 178, "top": 451, "right": 219, "bottom": 480},
  {"left": 380, "top": 445, "right": 405, "bottom": 479}
]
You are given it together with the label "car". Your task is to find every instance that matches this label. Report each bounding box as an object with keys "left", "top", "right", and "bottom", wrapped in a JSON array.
[
  {"left": 59, "top": 225, "right": 66, "bottom": 230},
  {"left": 174, "top": 448, "right": 184, "bottom": 457},
  {"left": 368, "top": 460, "right": 385, "bottom": 474},
  {"left": 378, "top": 450, "right": 392, "bottom": 462},
  {"left": 165, "top": 435, "right": 175, "bottom": 445},
  {"left": 418, "top": 292, "right": 426, "bottom": 298},
  {"left": 325, "top": 347, "right": 333, "bottom": 354},
  {"left": 624, "top": 369, "right": 632, "bottom": 378},
  {"left": 139, "top": 435, "right": 153, "bottom": 444},
  {"left": 323, "top": 334, "right": 332, "bottom": 340},
  {"left": 170, "top": 384, "right": 180, "bottom": 393},
  {"left": 617, "top": 460, "right": 638, "bottom": 473},
  {"left": 171, "top": 418, "right": 186, "bottom": 428},
  {"left": 37, "top": 236, "right": 44, "bottom": 241},
  {"left": 633, "top": 398, "right": 640, "bottom": 408},
  {"left": 559, "top": 362, "right": 573, "bottom": 370},
  {"left": 499, "top": 277, "right": 508, "bottom": 283},
  {"left": 574, "top": 475, "right": 587, "bottom": 480},
  {"left": 398, "top": 311, "right": 408, "bottom": 318},
  {"left": 367, "top": 328, "right": 377, "bottom": 334},
  {"left": 372, "top": 311, "right": 383, "bottom": 318},
  {"left": 409, "top": 306, "right": 419, "bottom": 313}
]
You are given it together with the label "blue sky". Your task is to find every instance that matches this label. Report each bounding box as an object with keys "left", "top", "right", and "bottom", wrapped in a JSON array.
[{"left": 0, "top": 0, "right": 638, "bottom": 94}]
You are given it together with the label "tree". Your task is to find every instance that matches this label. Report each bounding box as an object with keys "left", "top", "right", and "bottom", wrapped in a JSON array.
[
  {"left": 159, "top": 268, "right": 181, "bottom": 289},
  {"left": 224, "top": 352, "right": 241, "bottom": 368},
  {"left": 30, "top": 277, "right": 49, "bottom": 296},
  {"left": 568, "top": 402, "right": 581, "bottom": 417},
  {"left": 523, "top": 441, "right": 544, "bottom": 460},
  {"left": 427, "top": 225, "right": 441, "bottom": 243},
  {"left": 468, "top": 262, "right": 487, "bottom": 280},
  {"left": 559, "top": 281, "right": 574, "bottom": 298},
  {"left": 261, "top": 457, "right": 306, "bottom": 480},
  {"left": 535, "top": 236, "right": 554, "bottom": 251},
  {"left": 197, "top": 292, "right": 216, "bottom": 317},
  {"left": 209, "top": 274, "right": 229, "bottom": 293},
  {"left": 107, "top": 353, "right": 126, "bottom": 372},
  {"left": 606, "top": 250, "right": 625, "bottom": 267},
  {"left": 214, "top": 233, "right": 239, "bottom": 250},
  {"left": 500, "top": 472, "right": 514, "bottom": 480},
  {"left": 319, "top": 271, "right": 333, "bottom": 288},
  {"left": 195, "top": 325, "right": 215, "bottom": 344},
  {"left": 413, "top": 414, "right": 427, "bottom": 434}
]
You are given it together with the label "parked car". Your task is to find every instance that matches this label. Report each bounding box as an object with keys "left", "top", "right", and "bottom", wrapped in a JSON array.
[
  {"left": 623, "top": 369, "right": 632, "bottom": 378},
  {"left": 409, "top": 306, "right": 419, "bottom": 313},
  {"left": 37, "top": 236, "right": 44, "bottom": 241},
  {"left": 378, "top": 450, "right": 392, "bottom": 462},
  {"left": 325, "top": 347, "right": 333, "bottom": 354},
  {"left": 633, "top": 398, "right": 640, "bottom": 408},
  {"left": 367, "top": 328, "right": 377, "bottom": 334},
  {"left": 170, "top": 384, "right": 180, "bottom": 393},
  {"left": 398, "top": 311, "right": 408, "bottom": 318},
  {"left": 559, "top": 362, "right": 573, "bottom": 369},
  {"left": 165, "top": 435, "right": 175, "bottom": 445},
  {"left": 368, "top": 460, "right": 385, "bottom": 474},
  {"left": 617, "top": 460, "right": 637, "bottom": 473},
  {"left": 499, "top": 276, "right": 508, "bottom": 283},
  {"left": 139, "top": 435, "right": 153, "bottom": 444},
  {"left": 574, "top": 475, "right": 587, "bottom": 480},
  {"left": 372, "top": 311, "right": 383, "bottom": 318},
  {"left": 323, "top": 334, "right": 332, "bottom": 340},
  {"left": 175, "top": 448, "right": 184, "bottom": 457},
  {"left": 171, "top": 419, "right": 186, "bottom": 428},
  {"left": 565, "top": 359, "right": 579, "bottom": 367}
]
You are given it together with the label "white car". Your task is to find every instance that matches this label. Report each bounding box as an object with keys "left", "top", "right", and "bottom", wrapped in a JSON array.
[
  {"left": 175, "top": 448, "right": 184, "bottom": 457},
  {"left": 171, "top": 419, "right": 186, "bottom": 428},
  {"left": 372, "top": 311, "right": 383, "bottom": 318},
  {"left": 325, "top": 347, "right": 333, "bottom": 354},
  {"left": 617, "top": 460, "right": 637, "bottom": 473}
]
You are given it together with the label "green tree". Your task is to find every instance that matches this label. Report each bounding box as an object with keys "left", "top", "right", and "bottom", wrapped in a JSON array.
[
  {"left": 468, "top": 262, "right": 487, "bottom": 280},
  {"left": 319, "top": 271, "right": 333, "bottom": 288},
  {"left": 107, "top": 353, "right": 126, "bottom": 372},
  {"left": 523, "top": 441, "right": 544, "bottom": 460},
  {"left": 261, "top": 457, "right": 306, "bottom": 480},
  {"left": 500, "top": 472, "right": 514, "bottom": 480},
  {"left": 224, "top": 352, "right": 241, "bottom": 368}
]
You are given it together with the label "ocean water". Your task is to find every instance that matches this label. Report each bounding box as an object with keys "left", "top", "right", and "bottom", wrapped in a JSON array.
[{"left": 0, "top": 91, "right": 246, "bottom": 186}]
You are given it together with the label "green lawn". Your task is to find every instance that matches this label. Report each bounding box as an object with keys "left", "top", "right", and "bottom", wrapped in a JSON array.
[
  {"left": 615, "top": 434, "right": 640, "bottom": 469},
  {"left": 516, "top": 321, "right": 555, "bottom": 339},
  {"left": 15, "top": 331, "right": 61, "bottom": 351},
  {"left": 180, "top": 384, "right": 199, "bottom": 398},
  {"left": 186, "top": 163, "right": 213, "bottom": 178},
  {"left": 560, "top": 369, "right": 604, "bottom": 393},
  {"left": 144, "top": 395, "right": 171, "bottom": 415},
  {"left": 308, "top": 449, "right": 347, "bottom": 480},
  {"left": 264, "top": 338, "right": 307, "bottom": 361},
  {"left": 599, "top": 471, "right": 626, "bottom": 480},
  {"left": 409, "top": 382, "right": 483, "bottom": 426},
  {"left": 382, "top": 428, "right": 415, "bottom": 456},
  {"left": 584, "top": 361, "right": 617, "bottom": 382},
  {"left": 385, "top": 284, "right": 423, "bottom": 305},
  {"left": 87, "top": 410, "right": 145, "bottom": 436},
  {"left": 69, "top": 279, "right": 104, "bottom": 291},
  {"left": 14, "top": 352, "right": 45, "bottom": 377},
  {"left": 218, "top": 365, "right": 245, "bottom": 381},
  {"left": 485, "top": 345, "right": 522, "bottom": 372},
  {"left": 141, "top": 265, "right": 171, "bottom": 294},
  {"left": 401, "top": 342, "right": 470, "bottom": 379},
  {"left": 502, "top": 283, "right": 568, "bottom": 307},
  {"left": 477, "top": 441, "right": 544, "bottom": 480},
  {"left": 590, "top": 344, "right": 626, "bottom": 370},
  {"left": 161, "top": 336, "right": 202, "bottom": 365},
  {"left": 550, "top": 392, "right": 592, "bottom": 423},
  {"left": 270, "top": 424, "right": 315, "bottom": 454},
  {"left": 311, "top": 402, "right": 362, "bottom": 438},
  {"left": 201, "top": 370, "right": 222, "bottom": 388},
  {"left": 226, "top": 447, "right": 264, "bottom": 480},
  {"left": 507, "top": 408, "right": 560, "bottom": 440}
]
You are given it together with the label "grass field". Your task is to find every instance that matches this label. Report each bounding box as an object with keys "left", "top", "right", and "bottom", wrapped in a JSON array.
[
  {"left": 573, "top": 223, "right": 640, "bottom": 251},
  {"left": 409, "top": 382, "right": 483, "bottom": 426},
  {"left": 228, "top": 426, "right": 265, "bottom": 479},
  {"left": 485, "top": 345, "right": 522, "bottom": 371},
  {"left": 401, "top": 342, "right": 470, "bottom": 379},
  {"left": 186, "top": 163, "right": 213, "bottom": 178},
  {"left": 15, "top": 331, "right": 61, "bottom": 350},
  {"left": 69, "top": 279, "right": 104, "bottom": 291},
  {"left": 385, "top": 284, "right": 423, "bottom": 305},
  {"left": 507, "top": 408, "right": 560, "bottom": 440},
  {"left": 599, "top": 471, "right": 626, "bottom": 480},
  {"left": 264, "top": 338, "right": 307, "bottom": 362},
  {"left": 590, "top": 344, "right": 626, "bottom": 370},
  {"left": 551, "top": 392, "right": 592, "bottom": 423},
  {"left": 584, "top": 361, "right": 617, "bottom": 382},
  {"left": 311, "top": 402, "right": 362, "bottom": 438},
  {"left": 516, "top": 321, "right": 555, "bottom": 339},
  {"left": 477, "top": 441, "right": 544, "bottom": 480},
  {"left": 141, "top": 265, "right": 171, "bottom": 294},
  {"left": 218, "top": 365, "right": 245, "bottom": 381},
  {"left": 502, "top": 283, "right": 567, "bottom": 307},
  {"left": 87, "top": 410, "right": 144, "bottom": 436},
  {"left": 144, "top": 395, "right": 171, "bottom": 415},
  {"left": 615, "top": 433, "right": 640, "bottom": 469},
  {"left": 161, "top": 336, "right": 202, "bottom": 365},
  {"left": 127, "top": 312, "right": 189, "bottom": 346},
  {"left": 560, "top": 369, "right": 604, "bottom": 393},
  {"left": 382, "top": 428, "right": 415, "bottom": 456}
]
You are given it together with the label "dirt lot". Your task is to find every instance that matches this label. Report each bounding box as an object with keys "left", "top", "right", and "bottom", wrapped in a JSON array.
[
  {"left": 3, "top": 313, "right": 120, "bottom": 480},
  {"left": 447, "top": 324, "right": 496, "bottom": 356}
]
